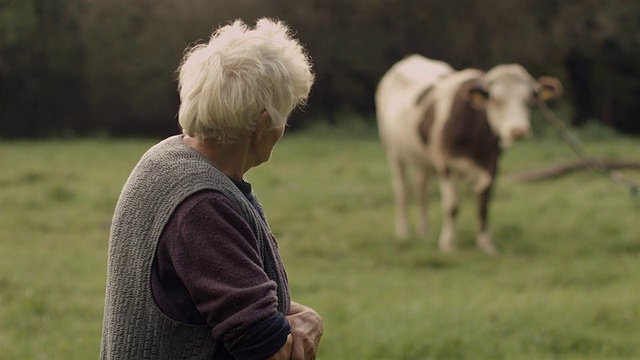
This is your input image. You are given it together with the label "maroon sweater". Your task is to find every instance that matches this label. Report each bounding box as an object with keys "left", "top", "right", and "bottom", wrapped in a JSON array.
[{"left": 151, "top": 182, "right": 289, "bottom": 359}]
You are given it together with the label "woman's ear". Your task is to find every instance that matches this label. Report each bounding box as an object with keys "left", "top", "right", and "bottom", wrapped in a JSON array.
[{"left": 253, "top": 110, "right": 270, "bottom": 141}]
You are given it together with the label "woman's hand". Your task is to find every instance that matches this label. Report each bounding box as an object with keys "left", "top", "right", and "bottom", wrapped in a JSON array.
[
  {"left": 267, "top": 334, "right": 293, "bottom": 360},
  {"left": 267, "top": 302, "right": 323, "bottom": 360},
  {"left": 286, "top": 302, "right": 323, "bottom": 360}
]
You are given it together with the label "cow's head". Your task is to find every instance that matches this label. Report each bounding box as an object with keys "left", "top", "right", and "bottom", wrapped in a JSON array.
[{"left": 468, "top": 64, "right": 563, "bottom": 148}]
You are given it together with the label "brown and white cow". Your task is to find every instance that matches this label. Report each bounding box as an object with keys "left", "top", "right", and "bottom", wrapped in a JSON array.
[{"left": 376, "top": 54, "right": 562, "bottom": 254}]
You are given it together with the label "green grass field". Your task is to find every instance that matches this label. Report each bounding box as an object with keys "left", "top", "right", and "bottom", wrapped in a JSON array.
[{"left": 1, "top": 122, "right": 639, "bottom": 359}]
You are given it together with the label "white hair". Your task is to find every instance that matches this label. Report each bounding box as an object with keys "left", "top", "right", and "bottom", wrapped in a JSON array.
[{"left": 177, "top": 18, "right": 314, "bottom": 143}]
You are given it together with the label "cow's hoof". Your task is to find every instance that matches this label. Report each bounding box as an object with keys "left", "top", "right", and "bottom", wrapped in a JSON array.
[
  {"left": 480, "top": 245, "right": 499, "bottom": 256},
  {"left": 439, "top": 242, "right": 457, "bottom": 253},
  {"left": 395, "top": 227, "right": 410, "bottom": 240},
  {"left": 440, "top": 248, "right": 457, "bottom": 254},
  {"left": 395, "top": 232, "right": 410, "bottom": 242},
  {"left": 476, "top": 233, "right": 498, "bottom": 255},
  {"left": 478, "top": 242, "right": 499, "bottom": 256}
]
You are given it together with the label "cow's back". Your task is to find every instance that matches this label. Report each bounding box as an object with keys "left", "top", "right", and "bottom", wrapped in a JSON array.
[{"left": 376, "top": 55, "right": 454, "bottom": 163}]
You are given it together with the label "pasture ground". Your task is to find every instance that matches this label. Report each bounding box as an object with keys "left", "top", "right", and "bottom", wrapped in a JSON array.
[{"left": 0, "top": 120, "right": 639, "bottom": 359}]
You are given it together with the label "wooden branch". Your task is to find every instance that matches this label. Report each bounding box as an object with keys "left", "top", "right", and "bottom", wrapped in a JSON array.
[{"left": 507, "top": 159, "right": 640, "bottom": 182}]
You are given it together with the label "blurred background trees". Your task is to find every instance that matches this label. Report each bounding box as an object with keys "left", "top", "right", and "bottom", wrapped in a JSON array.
[{"left": 1, "top": 0, "right": 639, "bottom": 138}]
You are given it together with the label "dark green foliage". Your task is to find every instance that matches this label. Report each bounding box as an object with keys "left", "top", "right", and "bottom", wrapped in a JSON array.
[{"left": 1, "top": 0, "right": 640, "bottom": 137}]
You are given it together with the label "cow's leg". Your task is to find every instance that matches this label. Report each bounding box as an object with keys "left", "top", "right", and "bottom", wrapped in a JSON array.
[
  {"left": 414, "top": 166, "right": 432, "bottom": 237},
  {"left": 437, "top": 171, "right": 458, "bottom": 252},
  {"left": 389, "top": 157, "right": 410, "bottom": 239},
  {"left": 475, "top": 185, "right": 498, "bottom": 255}
]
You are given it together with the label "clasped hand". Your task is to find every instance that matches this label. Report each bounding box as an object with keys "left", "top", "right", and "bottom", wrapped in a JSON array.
[{"left": 268, "top": 301, "right": 323, "bottom": 360}]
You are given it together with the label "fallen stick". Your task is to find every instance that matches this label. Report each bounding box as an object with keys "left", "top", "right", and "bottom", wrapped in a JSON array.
[{"left": 508, "top": 159, "right": 640, "bottom": 182}]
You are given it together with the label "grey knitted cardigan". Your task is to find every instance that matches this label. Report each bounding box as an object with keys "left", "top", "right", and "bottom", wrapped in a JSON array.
[{"left": 100, "top": 135, "right": 290, "bottom": 359}]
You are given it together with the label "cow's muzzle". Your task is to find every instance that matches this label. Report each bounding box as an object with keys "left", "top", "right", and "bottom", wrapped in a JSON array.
[{"left": 510, "top": 127, "right": 530, "bottom": 141}]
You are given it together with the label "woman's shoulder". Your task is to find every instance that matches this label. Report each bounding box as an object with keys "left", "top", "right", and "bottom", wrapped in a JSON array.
[{"left": 174, "top": 189, "right": 233, "bottom": 219}]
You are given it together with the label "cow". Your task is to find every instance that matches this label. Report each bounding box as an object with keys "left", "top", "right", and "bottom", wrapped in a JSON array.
[{"left": 376, "top": 54, "right": 562, "bottom": 254}]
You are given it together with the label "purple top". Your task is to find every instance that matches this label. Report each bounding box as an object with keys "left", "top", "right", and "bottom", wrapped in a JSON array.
[{"left": 151, "top": 185, "right": 289, "bottom": 359}]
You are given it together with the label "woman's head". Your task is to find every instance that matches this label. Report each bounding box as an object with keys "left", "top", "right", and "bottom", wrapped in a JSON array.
[{"left": 177, "top": 18, "right": 314, "bottom": 144}]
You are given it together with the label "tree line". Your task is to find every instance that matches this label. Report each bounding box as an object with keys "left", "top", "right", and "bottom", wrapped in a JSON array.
[{"left": 1, "top": 0, "right": 639, "bottom": 138}]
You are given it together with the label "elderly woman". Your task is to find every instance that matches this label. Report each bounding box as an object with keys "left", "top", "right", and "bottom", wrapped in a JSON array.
[{"left": 100, "top": 19, "right": 323, "bottom": 360}]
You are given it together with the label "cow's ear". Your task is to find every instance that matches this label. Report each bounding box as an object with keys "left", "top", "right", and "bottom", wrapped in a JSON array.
[
  {"left": 536, "top": 76, "right": 563, "bottom": 101},
  {"left": 469, "top": 85, "right": 488, "bottom": 109}
]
